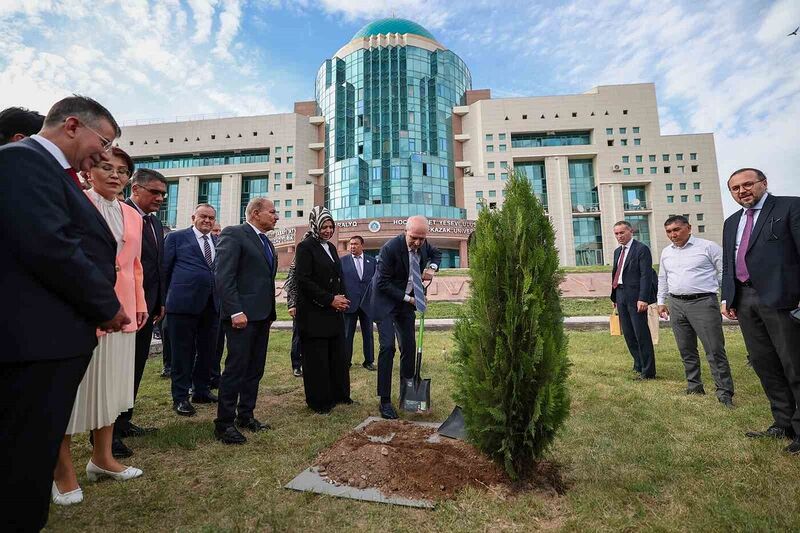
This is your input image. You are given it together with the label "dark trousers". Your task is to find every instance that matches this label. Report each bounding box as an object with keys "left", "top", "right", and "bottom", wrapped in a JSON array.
[
  {"left": 737, "top": 285, "right": 800, "bottom": 434},
  {"left": 161, "top": 314, "right": 172, "bottom": 369},
  {"left": 168, "top": 298, "right": 218, "bottom": 402},
  {"left": 115, "top": 317, "right": 155, "bottom": 433},
  {"left": 668, "top": 295, "right": 733, "bottom": 399},
  {"left": 300, "top": 333, "right": 349, "bottom": 411},
  {"left": 376, "top": 305, "right": 416, "bottom": 399},
  {"left": 0, "top": 354, "right": 92, "bottom": 532},
  {"left": 215, "top": 319, "right": 270, "bottom": 427},
  {"left": 210, "top": 318, "right": 225, "bottom": 387},
  {"left": 290, "top": 319, "right": 302, "bottom": 370},
  {"left": 343, "top": 308, "right": 375, "bottom": 366},
  {"left": 616, "top": 285, "right": 656, "bottom": 378}
]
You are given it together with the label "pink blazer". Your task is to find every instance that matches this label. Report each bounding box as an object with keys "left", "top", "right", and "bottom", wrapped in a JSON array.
[{"left": 85, "top": 192, "right": 147, "bottom": 335}]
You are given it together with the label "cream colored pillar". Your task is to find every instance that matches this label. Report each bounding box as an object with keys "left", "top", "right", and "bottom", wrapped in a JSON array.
[
  {"left": 176, "top": 175, "right": 199, "bottom": 229},
  {"left": 220, "top": 173, "right": 243, "bottom": 228},
  {"left": 544, "top": 156, "right": 574, "bottom": 266}
]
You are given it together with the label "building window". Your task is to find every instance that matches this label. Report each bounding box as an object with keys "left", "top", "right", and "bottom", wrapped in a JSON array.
[
  {"left": 286, "top": 183, "right": 292, "bottom": 191},
  {"left": 239, "top": 176, "right": 268, "bottom": 223},
  {"left": 498, "top": 144, "right": 507, "bottom": 152},
  {"left": 489, "top": 190, "right": 496, "bottom": 197},
  {"left": 501, "top": 172, "right": 508, "bottom": 180},
  {"left": 287, "top": 146, "right": 293, "bottom": 154},
  {"left": 285, "top": 199, "right": 292, "bottom": 207},
  {"left": 607, "top": 140, "right": 614, "bottom": 147},
  {"left": 635, "top": 155, "right": 642, "bottom": 162},
  {"left": 681, "top": 195, "right": 688, "bottom": 203},
  {"left": 662, "top": 154, "right": 670, "bottom": 161},
  {"left": 275, "top": 147, "right": 282, "bottom": 154},
  {"left": 650, "top": 167, "right": 657, "bottom": 174},
  {"left": 489, "top": 202, "right": 497, "bottom": 209},
  {"left": 286, "top": 172, "right": 293, "bottom": 180},
  {"left": 690, "top": 153, "right": 697, "bottom": 160},
  {"left": 664, "top": 166, "right": 671, "bottom": 173},
  {"left": 274, "top": 173, "right": 281, "bottom": 180},
  {"left": 619, "top": 127, "right": 627, "bottom": 134},
  {"left": 623, "top": 168, "right": 631, "bottom": 175},
  {"left": 274, "top": 183, "right": 280, "bottom": 192},
  {"left": 677, "top": 165, "right": 685, "bottom": 174},
  {"left": 486, "top": 145, "right": 494, "bottom": 152},
  {"left": 296, "top": 210, "right": 303, "bottom": 218},
  {"left": 287, "top": 156, "right": 293, "bottom": 164},
  {"left": 666, "top": 183, "right": 673, "bottom": 191},
  {"left": 676, "top": 153, "right": 683, "bottom": 161},
  {"left": 626, "top": 214, "right": 651, "bottom": 248},
  {"left": 680, "top": 182, "right": 687, "bottom": 190},
  {"left": 500, "top": 161, "right": 508, "bottom": 168},
  {"left": 198, "top": 179, "right": 222, "bottom": 215},
  {"left": 693, "top": 182, "right": 701, "bottom": 190},
  {"left": 274, "top": 200, "right": 280, "bottom": 207},
  {"left": 284, "top": 210, "right": 291, "bottom": 218},
  {"left": 517, "top": 161, "right": 548, "bottom": 209},
  {"left": 633, "top": 138, "right": 641, "bottom": 145},
  {"left": 633, "top": 127, "right": 640, "bottom": 133},
  {"left": 158, "top": 181, "right": 179, "bottom": 228},
  {"left": 691, "top": 165, "right": 699, "bottom": 172},
  {"left": 487, "top": 162, "right": 495, "bottom": 169},
  {"left": 488, "top": 173, "right": 496, "bottom": 180},
  {"left": 622, "top": 156, "right": 629, "bottom": 163},
  {"left": 512, "top": 131, "right": 591, "bottom": 147},
  {"left": 623, "top": 186, "right": 647, "bottom": 210},
  {"left": 476, "top": 191, "right": 483, "bottom": 198},
  {"left": 636, "top": 167, "right": 644, "bottom": 175},
  {"left": 667, "top": 195, "right": 674, "bottom": 203},
  {"left": 134, "top": 149, "right": 270, "bottom": 170},
  {"left": 275, "top": 157, "right": 281, "bottom": 164},
  {"left": 606, "top": 128, "right": 613, "bottom": 135},
  {"left": 498, "top": 133, "right": 506, "bottom": 140},
  {"left": 569, "top": 159, "right": 598, "bottom": 212},
  {"left": 698, "top": 225, "right": 705, "bottom": 233},
  {"left": 572, "top": 216, "right": 603, "bottom": 266},
  {"left": 649, "top": 154, "right": 656, "bottom": 162},
  {"left": 694, "top": 194, "right": 702, "bottom": 202},
  {"left": 697, "top": 213, "right": 704, "bottom": 221},
  {"left": 485, "top": 134, "right": 493, "bottom": 141},
  {"left": 621, "top": 139, "right": 628, "bottom": 146}
]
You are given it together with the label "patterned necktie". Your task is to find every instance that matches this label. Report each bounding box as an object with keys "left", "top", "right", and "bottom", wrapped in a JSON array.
[
  {"left": 355, "top": 255, "right": 363, "bottom": 280},
  {"left": 736, "top": 208, "right": 756, "bottom": 282},
  {"left": 66, "top": 167, "right": 82, "bottom": 188},
  {"left": 258, "top": 233, "right": 274, "bottom": 268},
  {"left": 612, "top": 245, "right": 626, "bottom": 289},
  {"left": 202, "top": 235, "right": 213, "bottom": 268},
  {"left": 410, "top": 252, "right": 427, "bottom": 312}
]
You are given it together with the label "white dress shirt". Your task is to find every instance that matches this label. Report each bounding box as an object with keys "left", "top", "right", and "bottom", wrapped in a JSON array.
[
  {"left": 657, "top": 236, "right": 722, "bottom": 305},
  {"left": 30, "top": 134, "right": 70, "bottom": 170},
  {"left": 615, "top": 238, "right": 635, "bottom": 285},
  {"left": 192, "top": 226, "right": 215, "bottom": 262}
]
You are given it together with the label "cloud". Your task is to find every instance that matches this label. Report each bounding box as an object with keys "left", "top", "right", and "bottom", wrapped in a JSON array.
[{"left": 187, "top": 0, "right": 219, "bottom": 43}]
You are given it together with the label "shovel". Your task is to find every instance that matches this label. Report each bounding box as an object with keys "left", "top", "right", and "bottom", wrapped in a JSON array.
[{"left": 399, "top": 284, "right": 431, "bottom": 413}]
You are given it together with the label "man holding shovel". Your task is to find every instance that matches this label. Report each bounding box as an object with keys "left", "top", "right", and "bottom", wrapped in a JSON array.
[{"left": 369, "top": 216, "right": 441, "bottom": 419}]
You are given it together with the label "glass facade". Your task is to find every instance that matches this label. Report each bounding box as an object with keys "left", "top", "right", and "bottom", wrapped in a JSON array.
[
  {"left": 511, "top": 131, "right": 591, "bottom": 148},
  {"left": 569, "top": 159, "right": 598, "bottom": 212},
  {"left": 626, "top": 215, "right": 651, "bottom": 248},
  {"left": 515, "top": 161, "right": 547, "bottom": 209},
  {"left": 316, "top": 41, "right": 471, "bottom": 221},
  {"left": 573, "top": 216, "right": 603, "bottom": 266},
  {"left": 623, "top": 186, "right": 648, "bottom": 210},
  {"left": 198, "top": 179, "right": 221, "bottom": 215},
  {"left": 240, "top": 176, "right": 269, "bottom": 223},
  {"left": 158, "top": 181, "right": 179, "bottom": 228},
  {"left": 135, "top": 150, "right": 270, "bottom": 170}
]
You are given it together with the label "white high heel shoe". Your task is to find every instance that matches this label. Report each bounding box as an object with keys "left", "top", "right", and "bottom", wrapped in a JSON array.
[
  {"left": 52, "top": 482, "right": 83, "bottom": 505},
  {"left": 85, "top": 460, "right": 143, "bottom": 482}
]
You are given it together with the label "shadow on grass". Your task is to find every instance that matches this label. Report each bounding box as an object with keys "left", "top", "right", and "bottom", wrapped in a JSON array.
[{"left": 145, "top": 419, "right": 216, "bottom": 451}]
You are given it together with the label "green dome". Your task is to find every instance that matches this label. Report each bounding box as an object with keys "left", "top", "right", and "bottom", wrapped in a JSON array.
[{"left": 352, "top": 18, "right": 436, "bottom": 41}]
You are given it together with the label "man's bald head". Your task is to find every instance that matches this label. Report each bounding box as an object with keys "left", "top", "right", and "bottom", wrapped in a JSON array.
[{"left": 405, "top": 215, "right": 428, "bottom": 251}]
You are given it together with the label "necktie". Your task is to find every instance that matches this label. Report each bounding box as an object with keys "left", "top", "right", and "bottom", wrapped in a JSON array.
[
  {"left": 410, "top": 252, "right": 427, "bottom": 312},
  {"left": 612, "top": 246, "right": 626, "bottom": 289},
  {"left": 142, "top": 215, "right": 157, "bottom": 249},
  {"left": 736, "top": 208, "right": 756, "bottom": 282},
  {"left": 258, "top": 233, "right": 274, "bottom": 268},
  {"left": 202, "top": 235, "right": 213, "bottom": 269},
  {"left": 66, "top": 167, "right": 82, "bottom": 188},
  {"left": 355, "top": 255, "right": 363, "bottom": 280}
]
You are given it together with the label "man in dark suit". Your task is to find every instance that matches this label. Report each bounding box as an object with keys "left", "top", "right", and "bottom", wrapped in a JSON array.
[
  {"left": 341, "top": 235, "right": 377, "bottom": 370},
  {"left": 610, "top": 220, "right": 657, "bottom": 380},
  {"left": 112, "top": 168, "right": 167, "bottom": 457},
  {"left": 0, "top": 96, "right": 129, "bottom": 531},
  {"left": 213, "top": 198, "right": 278, "bottom": 444},
  {"left": 0, "top": 106, "right": 44, "bottom": 145},
  {"left": 370, "top": 216, "right": 441, "bottom": 419},
  {"left": 210, "top": 221, "right": 225, "bottom": 389},
  {"left": 163, "top": 203, "right": 219, "bottom": 416},
  {"left": 721, "top": 168, "right": 800, "bottom": 454}
]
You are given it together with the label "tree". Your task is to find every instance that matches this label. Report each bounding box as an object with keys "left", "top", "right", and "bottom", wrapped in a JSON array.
[{"left": 452, "top": 169, "right": 570, "bottom": 479}]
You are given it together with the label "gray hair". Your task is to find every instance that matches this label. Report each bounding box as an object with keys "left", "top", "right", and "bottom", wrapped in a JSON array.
[
  {"left": 194, "top": 203, "right": 216, "bottom": 214},
  {"left": 406, "top": 215, "right": 428, "bottom": 230},
  {"left": 42, "top": 95, "right": 121, "bottom": 138},
  {"left": 131, "top": 168, "right": 167, "bottom": 187},
  {"left": 245, "top": 197, "right": 272, "bottom": 219},
  {"left": 613, "top": 220, "right": 632, "bottom": 230}
]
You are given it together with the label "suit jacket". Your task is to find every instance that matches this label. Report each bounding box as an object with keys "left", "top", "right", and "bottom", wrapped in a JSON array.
[
  {"left": 163, "top": 227, "right": 218, "bottom": 314},
  {"left": 721, "top": 194, "right": 800, "bottom": 309},
  {"left": 125, "top": 198, "right": 165, "bottom": 315},
  {"left": 340, "top": 253, "right": 376, "bottom": 315},
  {"left": 368, "top": 233, "right": 442, "bottom": 321},
  {"left": 294, "top": 235, "right": 345, "bottom": 338},
  {"left": 86, "top": 195, "right": 148, "bottom": 335},
  {"left": 215, "top": 223, "right": 277, "bottom": 322},
  {"left": 0, "top": 138, "right": 120, "bottom": 362},
  {"left": 610, "top": 239, "right": 657, "bottom": 305}
]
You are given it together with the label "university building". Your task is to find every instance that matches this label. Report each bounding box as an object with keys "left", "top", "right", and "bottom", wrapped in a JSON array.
[{"left": 119, "top": 18, "right": 723, "bottom": 268}]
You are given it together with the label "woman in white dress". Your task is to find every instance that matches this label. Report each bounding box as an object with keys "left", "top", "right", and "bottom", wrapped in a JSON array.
[{"left": 52, "top": 148, "right": 148, "bottom": 505}]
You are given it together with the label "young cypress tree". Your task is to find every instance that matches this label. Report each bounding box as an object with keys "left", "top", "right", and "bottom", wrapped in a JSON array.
[{"left": 452, "top": 169, "right": 570, "bottom": 480}]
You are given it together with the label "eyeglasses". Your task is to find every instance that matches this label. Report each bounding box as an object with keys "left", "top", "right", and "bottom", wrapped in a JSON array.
[
  {"left": 71, "top": 119, "right": 114, "bottom": 151},
  {"left": 96, "top": 163, "right": 130, "bottom": 178},
  {"left": 729, "top": 179, "right": 764, "bottom": 193},
  {"left": 137, "top": 185, "right": 168, "bottom": 198}
]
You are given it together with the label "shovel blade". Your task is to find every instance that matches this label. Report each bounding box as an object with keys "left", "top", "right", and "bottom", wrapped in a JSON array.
[
  {"left": 437, "top": 405, "right": 466, "bottom": 440},
  {"left": 399, "top": 377, "right": 431, "bottom": 413}
]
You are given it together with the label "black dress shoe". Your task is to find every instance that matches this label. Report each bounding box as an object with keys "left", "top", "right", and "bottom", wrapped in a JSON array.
[
  {"left": 118, "top": 422, "right": 158, "bottom": 438},
  {"left": 236, "top": 417, "right": 272, "bottom": 432},
  {"left": 379, "top": 402, "right": 399, "bottom": 420},
  {"left": 746, "top": 425, "right": 794, "bottom": 439},
  {"left": 362, "top": 363, "right": 377, "bottom": 371},
  {"left": 160, "top": 367, "right": 171, "bottom": 378},
  {"left": 192, "top": 391, "right": 218, "bottom": 403},
  {"left": 112, "top": 438, "right": 133, "bottom": 459},
  {"left": 784, "top": 437, "right": 800, "bottom": 454},
  {"left": 215, "top": 425, "right": 247, "bottom": 445},
  {"left": 686, "top": 386, "right": 706, "bottom": 395},
  {"left": 720, "top": 397, "right": 735, "bottom": 409},
  {"left": 173, "top": 400, "right": 196, "bottom": 417}
]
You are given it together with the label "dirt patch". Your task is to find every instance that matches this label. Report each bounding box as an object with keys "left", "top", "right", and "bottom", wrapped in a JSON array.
[{"left": 312, "top": 419, "right": 564, "bottom": 502}]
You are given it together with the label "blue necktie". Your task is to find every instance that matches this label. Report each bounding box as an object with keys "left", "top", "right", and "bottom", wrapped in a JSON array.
[
  {"left": 410, "top": 252, "right": 427, "bottom": 312},
  {"left": 258, "top": 233, "right": 273, "bottom": 268}
]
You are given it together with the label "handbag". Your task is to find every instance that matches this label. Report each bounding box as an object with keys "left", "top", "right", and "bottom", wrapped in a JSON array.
[{"left": 609, "top": 311, "right": 621, "bottom": 336}]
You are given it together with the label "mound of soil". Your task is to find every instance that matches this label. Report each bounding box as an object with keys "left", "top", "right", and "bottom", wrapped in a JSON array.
[{"left": 313, "top": 419, "right": 532, "bottom": 502}]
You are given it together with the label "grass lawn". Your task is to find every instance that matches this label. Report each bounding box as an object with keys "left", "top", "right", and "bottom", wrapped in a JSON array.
[{"left": 46, "top": 328, "right": 800, "bottom": 531}]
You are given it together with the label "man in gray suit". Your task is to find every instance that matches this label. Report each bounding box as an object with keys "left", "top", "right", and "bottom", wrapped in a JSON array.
[
  {"left": 213, "top": 197, "right": 279, "bottom": 444},
  {"left": 721, "top": 168, "right": 800, "bottom": 454}
]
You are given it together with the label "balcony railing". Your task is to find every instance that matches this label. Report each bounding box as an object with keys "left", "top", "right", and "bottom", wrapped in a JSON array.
[
  {"left": 572, "top": 203, "right": 601, "bottom": 214},
  {"left": 624, "top": 201, "right": 649, "bottom": 210}
]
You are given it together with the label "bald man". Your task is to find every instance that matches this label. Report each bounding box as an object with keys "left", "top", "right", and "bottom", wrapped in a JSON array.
[{"left": 369, "top": 216, "right": 441, "bottom": 419}]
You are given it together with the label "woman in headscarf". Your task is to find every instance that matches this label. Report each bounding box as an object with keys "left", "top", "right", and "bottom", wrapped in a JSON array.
[{"left": 294, "top": 206, "right": 352, "bottom": 413}]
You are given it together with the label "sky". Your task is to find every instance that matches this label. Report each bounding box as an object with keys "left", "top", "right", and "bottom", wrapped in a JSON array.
[{"left": 1, "top": 0, "right": 798, "bottom": 215}]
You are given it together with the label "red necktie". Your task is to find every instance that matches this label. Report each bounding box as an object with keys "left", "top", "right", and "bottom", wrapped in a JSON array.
[
  {"left": 612, "top": 246, "right": 626, "bottom": 289},
  {"left": 66, "top": 167, "right": 82, "bottom": 188}
]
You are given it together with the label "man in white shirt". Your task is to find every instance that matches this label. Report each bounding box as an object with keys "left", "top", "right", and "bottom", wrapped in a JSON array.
[{"left": 657, "top": 215, "right": 733, "bottom": 407}]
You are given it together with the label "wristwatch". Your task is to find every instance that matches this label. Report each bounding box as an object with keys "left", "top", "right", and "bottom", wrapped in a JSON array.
[{"left": 428, "top": 263, "right": 439, "bottom": 272}]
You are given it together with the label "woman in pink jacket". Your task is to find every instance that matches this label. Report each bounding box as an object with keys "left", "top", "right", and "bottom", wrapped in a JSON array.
[{"left": 52, "top": 147, "right": 148, "bottom": 505}]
